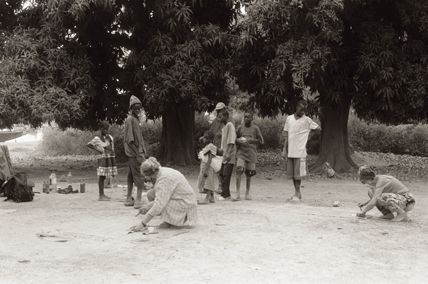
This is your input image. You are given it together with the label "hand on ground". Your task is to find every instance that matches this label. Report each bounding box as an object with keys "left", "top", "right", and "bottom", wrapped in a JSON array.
[{"left": 129, "top": 224, "right": 147, "bottom": 233}]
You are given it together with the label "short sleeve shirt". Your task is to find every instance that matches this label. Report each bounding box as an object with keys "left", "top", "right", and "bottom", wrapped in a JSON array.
[
  {"left": 221, "top": 121, "right": 237, "bottom": 164},
  {"left": 236, "top": 124, "right": 263, "bottom": 163},
  {"left": 124, "top": 114, "right": 145, "bottom": 158},
  {"left": 283, "top": 114, "right": 319, "bottom": 158}
]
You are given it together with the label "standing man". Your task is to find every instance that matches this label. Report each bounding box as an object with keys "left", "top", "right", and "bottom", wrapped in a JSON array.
[
  {"left": 218, "top": 108, "right": 236, "bottom": 200},
  {"left": 124, "top": 95, "right": 147, "bottom": 208},
  {"left": 233, "top": 112, "right": 264, "bottom": 201},
  {"left": 282, "top": 100, "right": 319, "bottom": 201}
]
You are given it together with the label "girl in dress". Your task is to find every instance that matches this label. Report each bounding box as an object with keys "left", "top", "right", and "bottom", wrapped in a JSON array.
[{"left": 89, "top": 122, "right": 118, "bottom": 201}]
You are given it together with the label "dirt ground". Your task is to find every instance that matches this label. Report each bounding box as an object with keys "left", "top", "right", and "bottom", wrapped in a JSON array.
[{"left": 1, "top": 141, "right": 428, "bottom": 283}]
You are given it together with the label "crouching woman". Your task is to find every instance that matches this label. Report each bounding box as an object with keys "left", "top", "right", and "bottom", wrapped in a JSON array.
[
  {"left": 357, "top": 166, "right": 415, "bottom": 222},
  {"left": 130, "top": 157, "right": 197, "bottom": 231}
]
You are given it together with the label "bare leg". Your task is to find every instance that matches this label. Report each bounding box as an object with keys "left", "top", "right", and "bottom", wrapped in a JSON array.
[
  {"left": 209, "top": 191, "right": 215, "bottom": 203},
  {"left": 393, "top": 207, "right": 409, "bottom": 222},
  {"left": 134, "top": 186, "right": 144, "bottom": 209},
  {"left": 293, "top": 179, "right": 302, "bottom": 199},
  {"left": 233, "top": 172, "right": 242, "bottom": 201},
  {"left": 125, "top": 171, "right": 134, "bottom": 206},
  {"left": 98, "top": 176, "right": 110, "bottom": 201},
  {"left": 245, "top": 176, "right": 252, "bottom": 200}
]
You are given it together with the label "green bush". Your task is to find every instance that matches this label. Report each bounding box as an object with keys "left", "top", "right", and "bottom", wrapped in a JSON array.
[
  {"left": 253, "top": 115, "right": 286, "bottom": 150},
  {"left": 103, "top": 121, "right": 162, "bottom": 161},
  {"left": 348, "top": 115, "right": 428, "bottom": 156},
  {"left": 39, "top": 112, "right": 428, "bottom": 159},
  {"left": 38, "top": 126, "right": 96, "bottom": 156},
  {"left": 194, "top": 113, "right": 210, "bottom": 141}
]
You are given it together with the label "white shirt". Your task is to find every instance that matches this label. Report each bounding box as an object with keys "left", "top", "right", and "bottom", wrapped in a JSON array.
[{"left": 283, "top": 114, "right": 319, "bottom": 158}]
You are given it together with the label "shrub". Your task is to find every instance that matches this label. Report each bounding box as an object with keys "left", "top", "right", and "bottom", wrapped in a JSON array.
[
  {"left": 253, "top": 115, "right": 286, "bottom": 150},
  {"left": 194, "top": 113, "right": 210, "bottom": 141},
  {"left": 39, "top": 112, "right": 428, "bottom": 159},
  {"left": 38, "top": 126, "right": 96, "bottom": 156},
  {"left": 348, "top": 114, "right": 428, "bottom": 157}
]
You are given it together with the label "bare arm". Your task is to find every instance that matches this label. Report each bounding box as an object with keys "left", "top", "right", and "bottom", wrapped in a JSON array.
[
  {"left": 282, "top": 131, "right": 288, "bottom": 157},
  {"left": 360, "top": 188, "right": 382, "bottom": 215},
  {"left": 223, "top": 143, "right": 235, "bottom": 162},
  {"left": 359, "top": 181, "right": 390, "bottom": 216}
]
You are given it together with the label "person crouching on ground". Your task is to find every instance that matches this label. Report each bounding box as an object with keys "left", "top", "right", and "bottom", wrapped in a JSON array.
[
  {"left": 124, "top": 95, "right": 147, "bottom": 209},
  {"left": 282, "top": 100, "right": 319, "bottom": 201},
  {"left": 356, "top": 166, "right": 415, "bottom": 222},
  {"left": 233, "top": 112, "right": 264, "bottom": 201},
  {"left": 97, "top": 121, "right": 118, "bottom": 201},
  {"left": 130, "top": 157, "right": 197, "bottom": 231}
]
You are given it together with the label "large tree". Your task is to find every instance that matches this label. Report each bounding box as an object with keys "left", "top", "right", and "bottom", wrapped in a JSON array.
[
  {"left": 1, "top": 0, "right": 241, "bottom": 165},
  {"left": 233, "top": 0, "right": 428, "bottom": 172},
  {"left": 0, "top": 1, "right": 95, "bottom": 129}
]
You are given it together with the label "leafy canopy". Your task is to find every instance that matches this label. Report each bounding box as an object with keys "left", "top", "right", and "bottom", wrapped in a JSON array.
[{"left": 233, "top": 0, "right": 428, "bottom": 123}]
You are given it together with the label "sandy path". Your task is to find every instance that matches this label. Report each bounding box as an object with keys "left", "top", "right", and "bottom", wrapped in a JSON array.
[{"left": 1, "top": 175, "right": 428, "bottom": 284}]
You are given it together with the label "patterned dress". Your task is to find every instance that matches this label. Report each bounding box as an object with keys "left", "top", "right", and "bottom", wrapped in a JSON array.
[
  {"left": 97, "top": 135, "right": 118, "bottom": 178},
  {"left": 147, "top": 167, "right": 197, "bottom": 226},
  {"left": 373, "top": 175, "right": 416, "bottom": 215}
]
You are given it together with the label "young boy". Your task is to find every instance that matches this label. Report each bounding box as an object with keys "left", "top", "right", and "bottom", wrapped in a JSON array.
[
  {"left": 218, "top": 108, "right": 236, "bottom": 200},
  {"left": 356, "top": 166, "right": 415, "bottom": 222},
  {"left": 282, "top": 100, "right": 319, "bottom": 200},
  {"left": 233, "top": 112, "right": 264, "bottom": 201}
]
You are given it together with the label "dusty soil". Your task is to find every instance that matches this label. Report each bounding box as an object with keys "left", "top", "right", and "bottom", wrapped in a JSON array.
[{"left": 1, "top": 142, "right": 428, "bottom": 283}]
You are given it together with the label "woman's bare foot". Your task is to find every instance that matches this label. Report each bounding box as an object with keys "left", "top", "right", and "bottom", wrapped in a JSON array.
[
  {"left": 98, "top": 195, "right": 111, "bottom": 201},
  {"left": 232, "top": 196, "right": 241, "bottom": 202},
  {"left": 245, "top": 194, "right": 252, "bottom": 200},
  {"left": 393, "top": 212, "right": 409, "bottom": 222},
  {"left": 158, "top": 222, "right": 172, "bottom": 229},
  {"left": 380, "top": 213, "right": 394, "bottom": 219}
]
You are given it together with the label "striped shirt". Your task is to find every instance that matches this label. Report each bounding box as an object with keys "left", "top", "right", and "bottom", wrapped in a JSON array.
[{"left": 147, "top": 167, "right": 197, "bottom": 226}]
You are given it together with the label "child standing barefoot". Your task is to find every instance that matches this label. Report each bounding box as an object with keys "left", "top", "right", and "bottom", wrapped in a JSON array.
[
  {"left": 96, "top": 121, "right": 118, "bottom": 201},
  {"left": 282, "top": 100, "right": 319, "bottom": 201},
  {"left": 234, "top": 112, "right": 264, "bottom": 201}
]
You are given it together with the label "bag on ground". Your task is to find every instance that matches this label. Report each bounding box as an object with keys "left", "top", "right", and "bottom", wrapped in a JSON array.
[{"left": 1, "top": 172, "right": 34, "bottom": 202}]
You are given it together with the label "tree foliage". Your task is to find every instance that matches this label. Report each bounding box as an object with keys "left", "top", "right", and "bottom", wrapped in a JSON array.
[
  {"left": 0, "top": 1, "right": 94, "bottom": 129},
  {"left": 1, "top": 0, "right": 242, "bottom": 129},
  {"left": 233, "top": 0, "right": 428, "bottom": 123}
]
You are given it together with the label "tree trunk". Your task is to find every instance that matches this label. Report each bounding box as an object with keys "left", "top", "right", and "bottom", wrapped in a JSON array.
[
  {"left": 313, "top": 99, "right": 358, "bottom": 173},
  {"left": 160, "top": 103, "right": 196, "bottom": 166}
]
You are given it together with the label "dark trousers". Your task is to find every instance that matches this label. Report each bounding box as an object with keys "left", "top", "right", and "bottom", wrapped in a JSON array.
[{"left": 220, "top": 163, "right": 234, "bottom": 198}]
